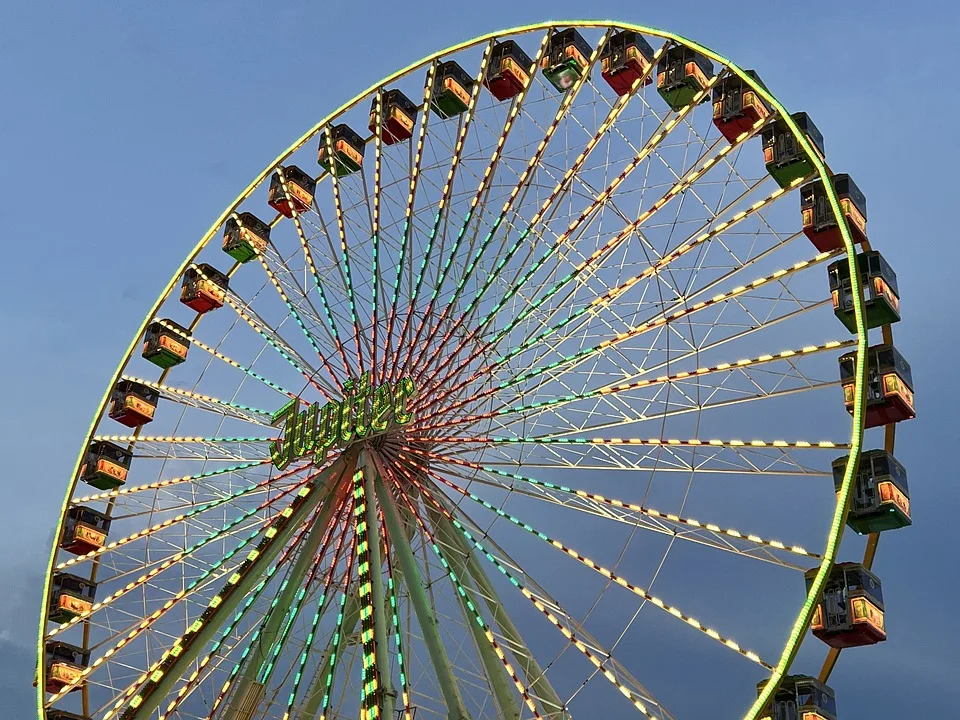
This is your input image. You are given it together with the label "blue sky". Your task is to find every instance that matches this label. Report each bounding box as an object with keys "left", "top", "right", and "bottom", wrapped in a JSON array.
[{"left": 2, "top": 1, "right": 958, "bottom": 717}]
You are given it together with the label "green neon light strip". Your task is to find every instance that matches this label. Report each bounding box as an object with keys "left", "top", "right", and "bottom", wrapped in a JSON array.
[
  {"left": 70, "top": 460, "right": 267, "bottom": 505},
  {"left": 39, "top": 24, "right": 869, "bottom": 720},
  {"left": 319, "top": 533, "right": 357, "bottom": 720},
  {"left": 49, "top": 466, "right": 286, "bottom": 636},
  {"left": 284, "top": 195, "right": 354, "bottom": 382},
  {"left": 56, "top": 473, "right": 303, "bottom": 574},
  {"left": 383, "top": 64, "right": 436, "bottom": 387},
  {"left": 352, "top": 468, "right": 380, "bottom": 718},
  {"left": 192, "top": 264, "right": 336, "bottom": 401},
  {"left": 405, "top": 34, "right": 550, "bottom": 378},
  {"left": 282, "top": 497, "right": 354, "bottom": 720},
  {"left": 155, "top": 319, "right": 296, "bottom": 398},
  {"left": 385, "top": 557, "right": 412, "bottom": 720},
  {"left": 392, "top": 43, "right": 494, "bottom": 382},
  {"left": 423, "top": 249, "right": 838, "bottom": 421},
  {"left": 256, "top": 499, "right": 341, "bottom": 684},
  {"left": 415, "top": 449, "right": 817, "bottom": 558},
  {"left": 323, "top": 131, "right": 365, "bottom": 371},
  {"left": 412, "top": 32, "right": 616, "bottom": 392},
  {"left": 475, "top": 104, "right": 761, "bottom": 363},
  {"left": 371, "top": 90, "right": 384, "bottom": 381},
  {"left": 253, "top": 217, "right": 328, "bottom": 369}
]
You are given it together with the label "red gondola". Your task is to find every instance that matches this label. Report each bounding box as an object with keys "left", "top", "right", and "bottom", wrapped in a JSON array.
[
  {"left": 60, "top": 506, "right": 111, "bottom": 555},
  {"left": 485, "top": 40, "right": 534, "bottom": 101},
  {"left": 180, "top": 263, "right": 228, "bottom": 314},
  {"left": 108, "top": 379, "right": 159, "bottom": 428},
  {"left": 369, "top": 89, "right": 418, "bottom": 144},
  {"left": 600, "top": 30, "right": 655, "bottom": 96},
  {"left": 800, "top": 174, "right": 867, "bottom": 252}
]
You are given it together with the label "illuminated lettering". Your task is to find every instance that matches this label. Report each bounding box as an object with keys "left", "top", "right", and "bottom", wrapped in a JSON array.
[{"left": 268, "top": 375, "right": 416, "bottom": 469}]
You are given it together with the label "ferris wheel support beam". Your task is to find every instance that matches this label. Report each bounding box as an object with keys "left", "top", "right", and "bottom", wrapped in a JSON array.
[
  {"left": 359, "top": 452, "right": 397, "bottom": 719},
  {"left": 120, "top": 456, "right": 354, "bottom": 720},
  {"left": 430, "top": 506, "right": 569, "bottom": 719},
  {"left": 374, "top": 472, "right": 473, "bottom": 720},
  {"left": 217, "top": 470, "right": 347, "bottom": 720},
  {"left": 424, "top": 506, "right": 522, "bottom": 720}
]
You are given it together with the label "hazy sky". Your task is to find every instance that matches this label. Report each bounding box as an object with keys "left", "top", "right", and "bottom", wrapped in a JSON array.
[{"left": 2, "top": 1, "right": 958, "bottom": 717}]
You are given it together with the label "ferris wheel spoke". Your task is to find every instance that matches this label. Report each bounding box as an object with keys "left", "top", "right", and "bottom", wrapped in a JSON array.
[
  {"left": 271, "top": 183, "right": 357, "bottom": 383},
  {"left": 408, "top": 32, "right": 552, "bottom": 375},
  {"left": 319, "top": 132, "right": 367, "bottom": 372},
  {"left": 151, "top": 318, "right": 299, "bottom": 399},
  {"left": 46, "top": 499, "right": 279, "bottom": 641},
  {"left": 407, "top": 31, "right": 617, "bottom": 391},
  {"left": 425, "top": 340, "right": 852, "bottom": 432},
  {"left": 417, "top": 247, "right": 835, "bottom": 425},
  {"left": 116, "top": 374, "right": 273, "bottom": 426},
  {"left": 473, "top": 378, "right": 844, "bottom": 450},
  {"left": 414, "top": 38, "right": 670, "bottom": 397},
  {"left": 389, "top": 41, "right": 495, "bottom": 385},
  {"left": 380, "top": 63, "right": 437, "bottom": 387},
  {"left": 417, "top": 450, "right": 818, "bottom": 564},
  {"left": 210, "top": 466, "right": 352, "bottom": 720},
  {"left": 418, "top": 61, "right": 719, "bottom": 396},
  {"left": 394, "top": 459, "right": 673, "bottom": 720},
  {"left": 418, "top": 463, "right": 776, "bottom": 669},
  {"left": 54, "top": 470, "right": 310, "bottom": 575},
  {"left": 415, "top": 152, "right": 802, "bottom": 419},
  {"left": 192, "top": 492, "right": 352, "bottom": 720},
  {"left": 378, "top": 460, "right": 550, "bottom": 720},
  {"left": 90, "top": 435, "right": 273, "bottom": 461},
  {"left": 256, "top": 236, "right": 352, "bottom": 391},
  {"left": 71, "top": 460, "right": 271, "bottom": 505},
  {"left": 99, "top": 457, "right": 353, "bottom": 720},
  {"left": 45, "top": 474, "right": 322, "bottom": 706},
  {"left": 193, "top": 276, "right": 339, "bottom": 398},
  {"left": 137, "top": 512, "right": 326, "bottom": 720}
]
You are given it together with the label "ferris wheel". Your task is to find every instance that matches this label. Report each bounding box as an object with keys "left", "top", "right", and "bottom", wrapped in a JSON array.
[{"left": 38, "top": 21, "right": 915, "bottom": 720}]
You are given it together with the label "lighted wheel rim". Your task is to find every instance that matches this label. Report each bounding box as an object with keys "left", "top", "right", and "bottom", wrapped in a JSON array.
[{"left": 38, "top": 22, "right": 878, "bottom": 720}]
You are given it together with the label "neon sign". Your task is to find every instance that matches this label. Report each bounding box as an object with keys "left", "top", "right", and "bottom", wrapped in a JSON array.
[{"left": 269, "top": 373, "right": 416, "bottom": 469}]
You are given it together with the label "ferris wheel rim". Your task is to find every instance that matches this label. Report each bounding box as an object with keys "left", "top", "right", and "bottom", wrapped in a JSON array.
[{"left": 36, "top": 20, "right": 876, "bottom": 720}]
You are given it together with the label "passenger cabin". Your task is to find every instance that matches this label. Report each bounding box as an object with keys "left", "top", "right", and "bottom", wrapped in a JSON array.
[
  {"left": 806, "top": 563, "right": 886, "bottom": 648},
  {"left": 180, "top": 263, "right": 229, "bottom": 314},
  {"left": 369, "top": 89, "right": 418, "bottom": 144},
  {"left": 267, "top": 165, "right": 316, "bottom": 217},
  {"left": 44, "top": 641, "right": 89, "bottom": 693},
  {"left": 827, "top": 251, "right": 900, "bottom": 333},
  {"left": 833, "top": 450, "right": 911, "bottom": 534},
  {"left": 756, "top": 675, "right": 837, "bottom": 720},
  {"left": 800, "top": 174, "right": 868, "bottom": 252},
  {"left": 49, "top": 572, "right": 97, "bottom": 623},
  {"left": 761, "top": 112, "right": 825, "bottom": 188},
  {"left": 431, "top": 61, "right": 474, "bottom": 118},
  {"left": 318, "top": 123, "right": 365, "bottom": 177},
  {"left": 657, "top": 46, "right": 714, "bottom": 110},
  {"left": 839, "top": 344, "right": 915, "bottom": 428},
  {"left": 600, "top": 30, "right": 655, "bottom": 96},
  {"left": 79, "top": 440, "right": 131, "bottom": 491},
  {"left": 60, "top": 506, "right": 111, "bottom": 555},
  {"left": 712, "top": 70, "right": 770, "bottom": 143},
  {"left": 223, "top": 212, "right": 270, "bottom": 264},
  {"left": 542, "top": 29, "right": 593, "bottom": 92},
  {"left": 142, "top": 319, "right": 190, "bottom": 369},
  {"left": 485, "top": 40, "right": 534, "bottom": 101},
  {"left": 108, "top": 379, "right": 159, "bottom": 428}
]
